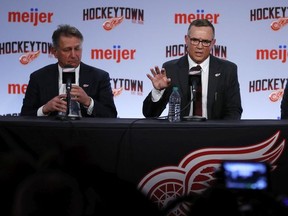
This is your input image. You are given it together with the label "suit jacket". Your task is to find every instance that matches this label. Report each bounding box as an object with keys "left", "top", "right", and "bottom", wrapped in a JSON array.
[
  {"left": 281, "top": 82, "right": 288, "bottom": 119},
  {"left": 20, "top": 62, "right": 117, "bottom": 118},
  {"left": 142, "top": 55, "right": 243, "bottom": 120}
]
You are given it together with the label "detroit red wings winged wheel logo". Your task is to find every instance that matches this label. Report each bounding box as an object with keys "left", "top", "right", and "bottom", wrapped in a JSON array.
[
  {"left": 19, "top": 50, "right": 40, "bottom": 65},
  {"left": 103, "top": 16, "right": 124, "bottom": 31},
  {"left": 138, "top": 131, "right": 285, "bottom": 216}
]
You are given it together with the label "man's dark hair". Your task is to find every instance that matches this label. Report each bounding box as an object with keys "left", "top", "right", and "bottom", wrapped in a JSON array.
[
  {"left": 52, "top": 24, "right": 83, "bottom": 48},
  {"left": 188, "top": 19, "right": 215, "bottom": 38}
]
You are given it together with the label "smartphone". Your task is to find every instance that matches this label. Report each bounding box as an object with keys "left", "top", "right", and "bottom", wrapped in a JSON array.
[{"left": 221, "top": 161, "right": 270, "bottom": 191}]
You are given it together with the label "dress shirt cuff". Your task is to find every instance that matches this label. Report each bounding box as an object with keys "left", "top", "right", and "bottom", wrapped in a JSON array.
[
  {"left": 84, "top": 97, "right": 94, "bottom": 115},
  {"left": 151, "top": 88, "right": 165, "bottom": 102},
  {"left": 38, "top": 105, "right": 49, "bottom": 116}
]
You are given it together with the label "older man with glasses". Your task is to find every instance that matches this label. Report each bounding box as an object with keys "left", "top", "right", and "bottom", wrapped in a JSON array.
[{"left": 142, "top": 19, "right": 243, "bottom": 120}]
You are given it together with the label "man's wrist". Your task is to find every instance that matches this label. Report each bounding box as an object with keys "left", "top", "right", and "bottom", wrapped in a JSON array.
[
  {"left": 42, "top": 105, "right": 50, "bottom": 115},
  {"left": 39, "top": 105, "right": 50, "bottom": 116},
  {"left": 83, "top": 97, "right": 92, "bottom": 108}
]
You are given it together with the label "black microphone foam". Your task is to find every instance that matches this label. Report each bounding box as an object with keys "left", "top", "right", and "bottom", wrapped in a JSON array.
[
  {"left": 62, "top": 65, "right": 76, "bottom": 88},
  {"left": 188, "top": 69, "right": 201, "bottom": 101},
  {"left": 189, "top": 74, "right": 201, "bottom": 91}
]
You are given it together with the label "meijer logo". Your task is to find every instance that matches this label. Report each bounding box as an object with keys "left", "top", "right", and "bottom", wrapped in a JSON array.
[
  {"left": 91, "top": 45, "right": 136, "bottom": 63},
  {"left": 175, "top": 9, "right": 220, "bottom": 24},
  {"left": 256, "top": 45, "right": 287, "bottom": 63},
  {"left": 8, "top": 8, "right": 53, "bottom": 26}
]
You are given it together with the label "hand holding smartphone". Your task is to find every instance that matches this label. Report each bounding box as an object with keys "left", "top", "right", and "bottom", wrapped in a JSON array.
[{"left": 220, "top": 161, "right": 270, "bottom": 191}]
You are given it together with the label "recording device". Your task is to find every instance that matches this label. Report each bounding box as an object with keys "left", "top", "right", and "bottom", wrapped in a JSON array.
[{"left": 220, "top": 160, "right": 271, "bottom": 191}]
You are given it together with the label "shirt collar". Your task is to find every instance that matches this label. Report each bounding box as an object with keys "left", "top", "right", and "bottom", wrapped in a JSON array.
[{"left": 187, "top": 55, "right": 210, "bottom": 72}]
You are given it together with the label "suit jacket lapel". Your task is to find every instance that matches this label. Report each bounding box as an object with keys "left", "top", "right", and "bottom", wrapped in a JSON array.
[
  {"left": 177, "top": 56, "right": 189, "bottom": 99},
  {"left": 207, "top": 55, "right": 220, "bottom": 117},
  {"left": 79, "top": 62, "right": 90, "bottom": 90},
  {"left": 176, "top": 56, "right": 190, "bottom": 116},
  {"left": 50, "top": 63, "right": 60, "bottom": 97}
]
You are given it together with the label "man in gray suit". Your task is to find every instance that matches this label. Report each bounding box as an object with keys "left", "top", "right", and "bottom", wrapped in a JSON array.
[
  {"left": 143, "top": 19, "right": 242, "bottom": 120},
  {"left": 21, "top": 24, "right": 117, "bottom": 118}
]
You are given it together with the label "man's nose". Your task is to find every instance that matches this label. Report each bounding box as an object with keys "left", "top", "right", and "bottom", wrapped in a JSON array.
[{"left": 70, "top": 49, "right": 76, "bottom": 57}]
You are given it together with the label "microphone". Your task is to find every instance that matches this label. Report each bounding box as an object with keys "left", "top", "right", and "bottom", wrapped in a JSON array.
[
  {"left": 62, "top": 65, "right": 75, "bottom": 89},
  {"left": 188, "top": 65, "right": 201, "bottom": 104},
  {"left": 189, "top": 73, "right": 201, "bottom": 102},
  {"left": 183, "top": 66, "right": 206, "bottom": 121}
]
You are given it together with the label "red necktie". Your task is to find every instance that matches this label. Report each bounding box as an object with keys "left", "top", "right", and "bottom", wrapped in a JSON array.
[{"left": 189, "top": 65, "right": 202, "bottom": 116}]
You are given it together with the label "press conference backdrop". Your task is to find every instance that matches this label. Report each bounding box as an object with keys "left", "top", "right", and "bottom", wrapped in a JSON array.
[{"left": 1, "top": 0, "right": 287, "bottom": 119}]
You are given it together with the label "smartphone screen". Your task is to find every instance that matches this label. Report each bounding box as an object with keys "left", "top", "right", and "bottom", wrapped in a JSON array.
[{"left": 221, "top": 161, "right": 270, "bottom": 191}]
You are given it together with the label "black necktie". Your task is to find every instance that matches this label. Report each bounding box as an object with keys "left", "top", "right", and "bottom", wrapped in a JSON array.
[{"left": 189, "top": 65, "right": 202, "bottom": 116}]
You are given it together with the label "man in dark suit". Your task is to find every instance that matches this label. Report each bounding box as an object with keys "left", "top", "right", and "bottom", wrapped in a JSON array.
[
  {"left": 143, "top": 19, "right": 242, "bottom": 120},
  {"left": 20, "top": 24, "right": 117, "bottom": 118}
]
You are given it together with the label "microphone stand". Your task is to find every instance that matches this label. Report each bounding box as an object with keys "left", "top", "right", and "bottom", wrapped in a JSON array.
[
  {"left": 56, "top": 78, "right": 71, "bottom": 121},
  {"left": 66, "top": 78, "right": 81, "bottom": 120},
  {"left": 66, "top": 78, "right": 72, "bottom": 117}
]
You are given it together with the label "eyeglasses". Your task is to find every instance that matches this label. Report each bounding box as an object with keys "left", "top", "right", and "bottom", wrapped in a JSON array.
[{"left": 187, "top": 36, "right": 212, "bottom": 47}]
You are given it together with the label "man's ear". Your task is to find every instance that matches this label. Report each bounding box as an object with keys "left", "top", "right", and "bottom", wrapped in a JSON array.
[{"left": 52, "top": 47, "right": 58, "bottom": 58}]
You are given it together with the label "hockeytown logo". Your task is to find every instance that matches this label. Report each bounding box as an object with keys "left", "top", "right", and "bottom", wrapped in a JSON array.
[
  {"left": 250, "top": 7, "right": 288, "bottom": 31},
  {"left": 249, "top": 78, "right": 287, "bottom": 102},
  {"left": 83, "top": 7, "right": 144, "bottom": 31},
  {"left": 0, "top": 41, "right": 53, "bottom": 65}
]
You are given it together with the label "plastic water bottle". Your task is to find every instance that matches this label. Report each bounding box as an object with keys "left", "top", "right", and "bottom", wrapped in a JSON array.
[{"left": 168, "top": 87, "right": 181, "bottom": 122}]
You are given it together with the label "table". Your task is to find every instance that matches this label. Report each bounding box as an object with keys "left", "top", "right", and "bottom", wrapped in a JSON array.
[{"left": 1, "top": 116, "right": 288, "bottom": 215}]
